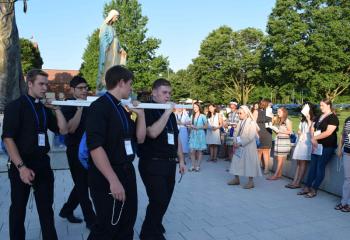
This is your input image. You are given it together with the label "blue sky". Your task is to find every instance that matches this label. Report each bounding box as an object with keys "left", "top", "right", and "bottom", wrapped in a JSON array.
[{"left": 15, "top": 0, "right": 276, "bottom": 71}]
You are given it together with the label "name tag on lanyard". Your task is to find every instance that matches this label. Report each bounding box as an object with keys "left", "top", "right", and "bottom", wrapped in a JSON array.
[
  {"left": 38, "top": 133, "right": 45, "bottom": 147},
  {"left": 25, "top": 95, "right": 47, "bottom": 147},
  {"left": 124, "top": 139, "right": 134, "bottom": 156},
  {"left": 167, "top": 132, "right": 175, "bottom": 145},
  {"left": 105, "top": 93, "right": 133, "bottom": 156}
]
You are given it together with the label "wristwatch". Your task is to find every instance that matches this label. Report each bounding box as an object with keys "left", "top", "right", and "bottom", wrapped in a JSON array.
[{"left": 17, "top": 162, "right": 25, "bottom": 169}]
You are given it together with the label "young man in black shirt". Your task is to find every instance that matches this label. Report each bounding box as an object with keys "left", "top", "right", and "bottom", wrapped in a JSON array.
[
  {"left": 86, "top": 65, "right": 146, "bottom": 239},
  {"left": 59, "top": 76, "right": 96, "bottom": 228},
  {"left": 138, "top": 79, "right": 186, "bottom": 240},
  {"left": 2, "top": 69, "right": 68, "bottom": 240}
]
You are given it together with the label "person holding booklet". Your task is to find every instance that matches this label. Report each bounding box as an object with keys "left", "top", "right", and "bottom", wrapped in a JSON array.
[
  {"left": 285, "top": 103, "right": 314, "bottom": 189},
  {"left": 267, "top": 107, "right": 293, "bottom": 180},
  {"left": 228, "top": 105, "right": 261, "bottom": 189},
  {"left": 298, "top": 99, "right": 339, "bottom": 198}
]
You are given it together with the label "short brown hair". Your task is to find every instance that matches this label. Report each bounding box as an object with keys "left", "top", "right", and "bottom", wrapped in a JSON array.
[
  {"left": 105, "top": 65, "right": 134, "bottom": 90},
  {"left": 152, "top": 78, "right": 171, "bottom": 90},
  {"left": 26, "top": 69, "right": 48, "bottom": 83}
]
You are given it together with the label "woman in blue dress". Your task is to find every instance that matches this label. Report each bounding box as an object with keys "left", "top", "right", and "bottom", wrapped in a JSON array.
[{"left": 189, "top": 102, "right": 208, "bottom": 172}]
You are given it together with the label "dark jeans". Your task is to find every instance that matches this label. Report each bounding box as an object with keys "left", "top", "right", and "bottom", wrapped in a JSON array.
[
  {"left": 305, "top": 147, "right": 335, "bottom": 190},
  {"left": 88, "top": 162, "right": 137, "bottom": 240},
  {"left": 9, "top": 165, "right": 58, "bottom": 240},
  {"left": 60, "top": 146, "right": 95, "bottom": 225},
  {"left": 138, "top": 158, "right": 177, "bottom": 240}
]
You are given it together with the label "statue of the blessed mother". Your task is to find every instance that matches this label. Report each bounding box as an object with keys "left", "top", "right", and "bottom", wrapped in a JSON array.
[{"left": 96, "top": 10, "right": 127, "bottom": 93}]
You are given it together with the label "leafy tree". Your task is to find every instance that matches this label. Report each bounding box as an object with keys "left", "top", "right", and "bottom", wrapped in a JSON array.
[
  {"left": 20, "top": 38, "right": 43, "bottom": 75},
  {"left": 304, "top": 0, "right": 350, "bottom": 101},
  {"left": 168, "top": 69, "right": 192, "bottom": 101},
  {"left": 264, "top": 0, "right": 350, "bottom": 102},
  {"left": 189, "top": 26, "right": 265, "bottom": 104},
  {"left": 80, "top": 0, "right": 169, "bottom": 91},
  {"left": 80, "top": 29, "right": 99, "bottom": 88}
]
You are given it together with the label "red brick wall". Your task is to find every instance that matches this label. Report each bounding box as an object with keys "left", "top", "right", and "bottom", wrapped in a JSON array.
[{"left": 44, "top": 69, "right": 79, "bottom": 99}]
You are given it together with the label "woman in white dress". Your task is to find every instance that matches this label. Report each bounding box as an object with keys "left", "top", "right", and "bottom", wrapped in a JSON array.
[
  {"left": 285, "top": 104, "right": 314, "bottom": 189},
  {"left": 206, "top": 104, "right": 223, "bottom": 162},
  {"left": 175, "top": 107, "right": 191, "bottom": 156},
  {"left": 228, "top": 105, "right": 262, "bottom": 189}
]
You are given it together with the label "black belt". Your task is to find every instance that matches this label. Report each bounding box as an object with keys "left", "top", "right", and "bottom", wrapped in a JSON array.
[{"left": 151, "top": 157, "right": 178, "bottom": 162}]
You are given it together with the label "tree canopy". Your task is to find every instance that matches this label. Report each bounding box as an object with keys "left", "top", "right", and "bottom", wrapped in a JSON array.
[
  {"left": 263, "top": 0, "right": 350, "bottom": 102},
  {"left": 20, "top": 38, "right": 43, "bottom": 75}
]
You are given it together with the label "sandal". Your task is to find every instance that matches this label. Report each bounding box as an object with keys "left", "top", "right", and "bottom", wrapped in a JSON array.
[
  {"left": 335, "top": 203, "right": 347, "bottom": 210},
  {"left": 304, "top": 191, "right": 317, "bottom": 198},
  {"left": 189, "top": 167, "right": 195, "bottom": 172},
  {"left": 266, "top": 176, "right": 280, "bottom": 180},
  {"left": 340, "top": 205, "right": 350, "bottom": 212},
  {"left": 297, "top": 190, "right": 309, "bottom": 195},
  {"left": 285, "top": 183, "right": 294, "bottom": 188},
  {"left": 289, "top": 184, "right": 301, "bottom": 189}
]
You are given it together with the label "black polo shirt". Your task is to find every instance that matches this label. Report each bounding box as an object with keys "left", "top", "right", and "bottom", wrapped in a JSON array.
[
  {"left": 61, "top": 98, "right": 87, "bottom": 147},
  {"left": 86, "top": 93, "right": 136, "bottom": 166},
  {"left": 138, "top": 106, "right": 179, "bottom": 159},
  {"left": 1, "top": 95, "right": 59, "bottom": 169},
  {"left": 314, "top": 113, "right": 339, "bottom": 148}
]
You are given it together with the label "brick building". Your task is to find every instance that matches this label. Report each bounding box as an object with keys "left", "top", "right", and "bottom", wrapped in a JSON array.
[{"left": 44, "top": 69, "right": 79, "bottom": 99}]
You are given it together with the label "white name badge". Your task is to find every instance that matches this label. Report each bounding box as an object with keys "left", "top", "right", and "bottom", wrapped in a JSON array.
[
  {"left": 236, "top": 136, "right": 242, "bottom": 144},
  {"left": 314, "top": 130, "right": 321, "bottom": 137},
  {"left": 265, "top": 122, "right": 269, "bottom": 128},
  {"left": 167, "top": 133, "right": 175, "bottom": 145},
  {"left": 314, "top": 144, "right": 323, "bottom": 155},
  {"left": 348, "top": 133, "right": 350, "bottom": 141},
  {"left": 124, "top": 140, "right": 134, "bottom": 156},
  {"left": 38, "top": 133, "right": 45, "bottom": 147}
]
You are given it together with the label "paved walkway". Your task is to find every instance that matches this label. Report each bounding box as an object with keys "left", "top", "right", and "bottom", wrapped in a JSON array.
[{"left": 0, "top": 153, "right": 350, "bottom": 240}]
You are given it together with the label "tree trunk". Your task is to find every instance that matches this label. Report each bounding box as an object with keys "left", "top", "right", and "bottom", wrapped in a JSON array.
[
  {"left": 224, "top": 77, "right": 255, "bottom": 105},
  {"left": 0, "top": 1, "right": 25, "bottom": 112}
]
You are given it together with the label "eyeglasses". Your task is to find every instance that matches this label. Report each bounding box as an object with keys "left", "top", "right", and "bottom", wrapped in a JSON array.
[{"left": 75, "top": 86, "right": 88, "bottom": 91}]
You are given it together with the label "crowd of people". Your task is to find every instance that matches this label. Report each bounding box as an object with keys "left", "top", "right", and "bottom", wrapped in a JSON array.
[
  {"left": 1, "top": 65, "right": 350, "bottom": 240},
  {"left": 175, "top": 97, "right": 350, "bottom": 208}
]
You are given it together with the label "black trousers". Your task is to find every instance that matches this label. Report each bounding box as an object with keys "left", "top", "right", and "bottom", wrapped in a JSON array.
[
  {"left": 88, "top": 162, "right": 137, "bottom": 240},
  {"left": 60, "top": 145, "right": 96, "bottom": 225},
  {"left": 138, "top": 158, "right": 177, "bottom": 240},
  {"left": 8, "top": 164, "right": 58, "bottom": 240}
]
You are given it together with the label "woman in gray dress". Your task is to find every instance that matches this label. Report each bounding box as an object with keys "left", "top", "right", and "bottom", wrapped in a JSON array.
[{"left": 255, "top": 99, "right": 273, "bottom": 174}]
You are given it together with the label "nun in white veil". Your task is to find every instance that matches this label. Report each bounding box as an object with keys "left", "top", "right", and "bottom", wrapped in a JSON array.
[{"left": 227, "top": 105, "right": 262, "bottom": 189}]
